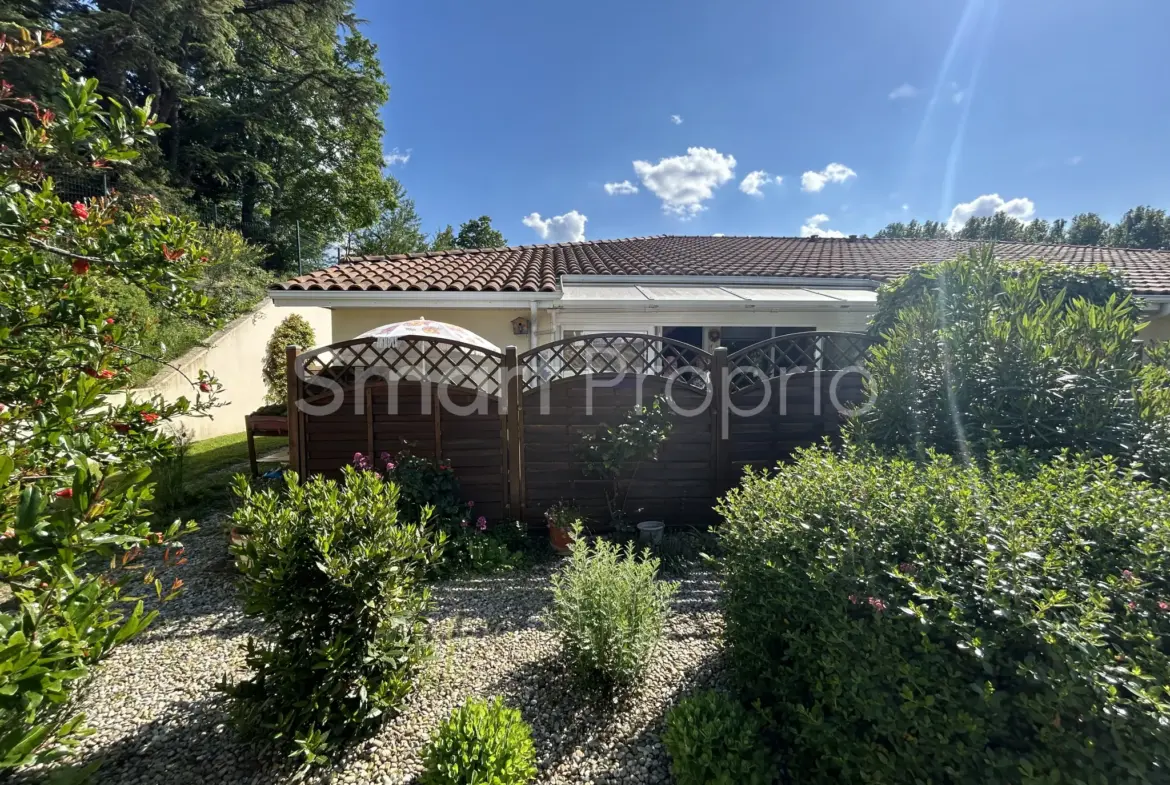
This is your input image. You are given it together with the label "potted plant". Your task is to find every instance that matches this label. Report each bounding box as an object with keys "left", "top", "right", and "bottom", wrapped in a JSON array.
[
  {"left": 577, "top": 395, "right": 674, "bottom": 544},
  {"left": 545, "top": 501, "right": 583, "bottom": 556}
]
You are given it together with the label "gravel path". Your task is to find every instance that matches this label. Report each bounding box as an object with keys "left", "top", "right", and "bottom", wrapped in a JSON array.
[{"left": 22, "top": 524, "right": 725, "bottom": 785}]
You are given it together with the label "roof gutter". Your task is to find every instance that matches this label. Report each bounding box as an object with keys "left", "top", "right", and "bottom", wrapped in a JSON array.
[{"left": 269, "top": 289, "right": 561, "bottom": 309}]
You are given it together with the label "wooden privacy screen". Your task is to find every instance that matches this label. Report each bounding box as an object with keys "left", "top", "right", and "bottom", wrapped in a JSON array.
[{"left": 288, "top": 332, "right": 876, "bottom": 529}]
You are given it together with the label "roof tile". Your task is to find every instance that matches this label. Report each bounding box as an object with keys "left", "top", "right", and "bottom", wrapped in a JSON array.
[{"left": 272, "top": 236, "right": 1170, "bottom": 296}]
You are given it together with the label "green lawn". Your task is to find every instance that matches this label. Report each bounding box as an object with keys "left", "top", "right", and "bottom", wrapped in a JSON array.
[{"left": 155, "top": 431, "right": 286, "bottom": 520}]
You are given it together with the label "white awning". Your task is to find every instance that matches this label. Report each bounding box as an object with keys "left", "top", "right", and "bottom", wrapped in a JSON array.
[{"left": 560, "top": 281, "right": 877, "bottom": 310}]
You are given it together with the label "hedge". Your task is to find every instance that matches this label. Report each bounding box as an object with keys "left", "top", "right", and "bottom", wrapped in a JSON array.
[{"left": 717, "top": 446, "right": 1170, "bottom": 785}]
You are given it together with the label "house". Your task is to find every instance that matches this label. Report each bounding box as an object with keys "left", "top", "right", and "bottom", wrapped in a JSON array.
[{"left": 269, "top": 235, "right": 1170, "bottom": 349}]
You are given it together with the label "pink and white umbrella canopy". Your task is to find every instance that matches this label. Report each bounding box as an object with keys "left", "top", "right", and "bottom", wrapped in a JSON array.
[{"left": 358, "top": 319, "right": 501, "bottom": 353}]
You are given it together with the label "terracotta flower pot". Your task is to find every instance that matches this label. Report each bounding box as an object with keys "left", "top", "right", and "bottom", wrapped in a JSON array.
[{"left": 549, "top": 524, "right": 574, "bottom": 555}]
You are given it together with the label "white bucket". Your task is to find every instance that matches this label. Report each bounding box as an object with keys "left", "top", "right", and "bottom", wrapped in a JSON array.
[{"left": 636, "top": 520, "right": 666, "bottom": 546}]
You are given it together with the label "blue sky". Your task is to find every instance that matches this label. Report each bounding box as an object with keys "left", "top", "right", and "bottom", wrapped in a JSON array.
[{"left": 358, "top": 0, "right": 1170, "bottom": 245}]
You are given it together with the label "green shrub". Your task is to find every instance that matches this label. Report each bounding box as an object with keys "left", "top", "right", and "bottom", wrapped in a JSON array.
[
  {"left": 547, "top": 524, "right": 678, "bottom": 687},
  {"left": 717, "top": 446, "right": 1170, "bottom": 785},
  {"left": 223, "top": 467, "right": 446, "bottom": 770},
  {"left": 261, "top": 313, "right": 316, "bottom": 403},
  {"left": 851, "top": 247, "right": 1170, "bottom": 476},
  {"left": 663, "top": 691, "right": 777, "bottom": 785},
  {"left": 420, "top": 696, "right": 538, "bottom": 785}
]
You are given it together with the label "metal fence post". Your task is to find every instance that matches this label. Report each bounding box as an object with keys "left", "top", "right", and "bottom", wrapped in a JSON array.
[
  {"left": 504, "top": 346, "right": 524, "bottom": 520},
  {"left": 286, "top": 345, "right": 302, "bottom": 476},
  {"left": 712, "top": 346, "right": 729, "bottom": 496}
]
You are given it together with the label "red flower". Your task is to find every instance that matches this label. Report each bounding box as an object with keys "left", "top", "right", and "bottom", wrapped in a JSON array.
[
  {"left": 199, "top": 382, "right": 211, "bottom": 393},
  {"left": 38, "top": 109, "right": 54, "bottom": 127},
  {"left": 113, "top": 423, "right": 130, "bottom": 434},
  {"left": 199, "top": 256, "right": 209, "bottom": 263},
  {"left": 141, "top": 412, "right": 160, "bottom": 425},
  {"left": 1160, "top": 601, "right": 1169, "bottom": 612},
  {"left": 98, "top": 369, "right": 115, "bottom": 380},
  {"left": 161, "top": 244, "right": 186, "bottom": 262},
  {"left": 105, "top": 318, "right": 115, "bottom": 325},
  {"left": 55, "top": 488, "right": 73, "bottom": 498},
  {"left": 72, "top": 258, "right": 90, "bottom": 275},
  {"left": 71, "top": 201, "right": 88, "bottom": 221}
]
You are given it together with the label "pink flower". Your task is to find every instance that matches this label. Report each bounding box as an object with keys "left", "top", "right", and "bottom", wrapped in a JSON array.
[
  {"left": 847, "top": 594, "right": 859, "bottom": 605},
  {"left": 1122, "top": 570, "right": 1135, "bottom": 581},
  {"left": 72, "top": 202, "right": 88, "bottom": 221},
  {"left": 867, "top": 597, "right": 887, "bottom": 613},
  {"left": 476, "top": 516, "right": 487, "bottom": 531},
  {"left": 1159, "top": 601, "right": 1169, "bottom": 613},
  {"left": 55, "top": 488, "right": 73, "bottom": 499},
  {"left": 1128, "top": 601, "right": 1137, "bottom": 610}
]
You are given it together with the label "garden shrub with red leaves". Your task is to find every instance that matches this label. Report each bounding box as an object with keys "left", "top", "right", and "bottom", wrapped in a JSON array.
[{"left": 0, "top": 36, "right": 222, "bottom": 772}]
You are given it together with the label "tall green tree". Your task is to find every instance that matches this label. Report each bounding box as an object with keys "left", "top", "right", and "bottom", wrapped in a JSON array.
[
  {"left": 1109, "top": 206, "right": 1169, "bottom": 249},
  {"left": 352, "top": 179, "right": 429, "bottom": 257},
  {"left": 875, "top": 219, "right": 951, "bottom": 240},
  {"left": 455, "top": 215, "right": 506, "bottom": 249},
  {"left": 1048, "top": 217, "right": 1067, "bottom": 243},
  {"left": 429, "top": 224, "right": 456, "bottom": 252},
  {"left": 1067, "top": 212, "right": 1112, "bottom": 246},
  {"left": 2, "top": 0, "right": 398, "bottom": 270}
]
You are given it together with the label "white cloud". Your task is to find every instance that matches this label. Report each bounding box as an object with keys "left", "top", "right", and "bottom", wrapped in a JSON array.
[
  {"left": 670, "top": 114, "right": 683, "bottom": 125},
  {"left": 888, "top": 83, "right": 918, "bottom": 100},
  {"left": 800, "top": 214, "right": 846, "bottom": 238},
  {"left": 604, "top": 180, "right": 639, "bottom": 195},
  {"left": 632, "top": 147, "right": 737, "bottom": 218},
  {"left": 1067, "top": 155, "right": 1084, "bottom": 166},
  {"left": 383, "top": 147, "right": 411, "bottom": 166},
  {"left": 712, "top": 233, "right": 725, "bottom": 237},
  {"left": 946, "top": 194, "right": 1036, "bottom": 232},
  {"left": 739, "top": 170, "right": 776, "bottom": 197},
  {"left": 901, "top": 203, "right": 910, "bottom": 211},
  {"left": 800, "top": 162, "right": 856, "bottom": 193},
  {"left": 522, "top": 210, "right": 588, "bottom": 243}
]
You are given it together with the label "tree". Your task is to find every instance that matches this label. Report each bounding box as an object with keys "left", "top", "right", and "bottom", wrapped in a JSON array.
[
  {"left": 1067, "top": 213, "right": 1112, "bottom": 246},
  {"left": 353, "top": 179, "right": 429, "bottom": 257},
  {"left": 875, "top": 219, "right": 952, "bottom": 240},
  {"left": 455, "top": 215, "right": 506, "bottom": 249},
  {"left": 1021, "top": 218, "right": 1051, "bottom": 243},
  {"left": 1047, "top": 218, "right": 1067, "bottom": 244},
  {"left": 1108, "top": 206, "right": 1170, "bottom": 249},
  {"left": 430, "top": 224, "right": 456, "bottom": 252},
  {"left": 0, "top": 40, "right": 220, "bottom": 771},
  {"left": 2, "top": 0, "right": 398, "bottom": 271}
]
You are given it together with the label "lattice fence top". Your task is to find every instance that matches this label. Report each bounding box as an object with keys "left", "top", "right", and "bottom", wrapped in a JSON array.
[
  {"left": 726, "top": 331, "right": 878, "bottom": 393},
  {"left": 298, "top": 336, "right": 506, "bottom": 397},
  {"left": 518, "top": 333, "right": 714, "bottom": 392}
]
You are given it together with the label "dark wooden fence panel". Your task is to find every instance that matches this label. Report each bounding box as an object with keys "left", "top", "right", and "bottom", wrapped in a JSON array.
[
  {"left": 726, "top": 371, "right": 868, "bottom": 480},
  {"left": 291, "top": 333, "right": 876, "bottom": 531},
  {"left": 521, "top": 375, "right": 716, "bottom": 529}
]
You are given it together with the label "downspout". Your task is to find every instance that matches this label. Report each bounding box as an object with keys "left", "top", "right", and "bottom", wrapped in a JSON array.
[{"left": 529, "top": 300, "right": 538, "bottom": 350}]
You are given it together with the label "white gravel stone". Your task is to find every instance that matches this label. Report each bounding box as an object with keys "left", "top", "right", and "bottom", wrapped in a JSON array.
[{"left": 21, "top": 522, "right": 725, "bottom": 785}]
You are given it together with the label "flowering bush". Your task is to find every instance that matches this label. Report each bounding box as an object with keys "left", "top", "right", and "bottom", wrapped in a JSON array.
[
  {"left": 851, "top": 247, "right": 1170, "bottom": 476},
  {"left": 547, "top": 523, "right": 677, "bottom": 688},
  {"left": 224, "top": 467, "right": 446, "bottom": 771},
  {"left": 717, "top": 445, "right": 1170, "bottom": 785},
  {"left": 355, "top": 451, "right": 523, "bottom": 574},
  {"left": 419, "top": 696, "right": 537, "bottom": 785},
  {"left": 0, "top": 35, "right": 220, "bottom": 771}
]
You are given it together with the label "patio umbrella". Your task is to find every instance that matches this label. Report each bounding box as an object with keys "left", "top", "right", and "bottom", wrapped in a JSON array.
[{"left": 358, "top": 318, "right": 501, "bottom": 353}]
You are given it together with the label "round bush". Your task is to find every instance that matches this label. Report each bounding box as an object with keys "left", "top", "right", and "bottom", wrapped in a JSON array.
[
  {"left": 261, "top": 313, "right": 316, "bottom": 403},
  {"left": 420, "top": 696, "right": 537, "bottom": 785},
  {"left": 717, "top": 446, "right": 1170, "bottom": 785},
  {"left": 663, "top": 691, "right": 777, "bottom": 785}
]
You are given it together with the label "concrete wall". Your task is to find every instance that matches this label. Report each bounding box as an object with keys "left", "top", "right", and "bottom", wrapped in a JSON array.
[
  {"left": 135, "top": 299, "right": 331, "bottom": 441},
  {"left": 1141, "top": 313, "right": 1170, "bottom": 342}
]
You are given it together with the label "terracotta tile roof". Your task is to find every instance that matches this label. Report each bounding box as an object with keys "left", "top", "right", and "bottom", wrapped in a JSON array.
[{"left": 273, "top": 236, "right": 1170, "bottom": 296}]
